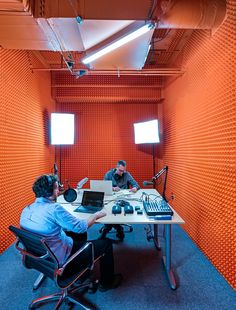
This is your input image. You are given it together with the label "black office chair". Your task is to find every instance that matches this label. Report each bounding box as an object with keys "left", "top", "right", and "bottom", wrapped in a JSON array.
[
  {"left": 9, "top": 225, "right": 101, "bottom": 310},
  {"left": 99, "top": 223, "right": 133, "bottom": 241},
  {"left": 99, "top": 200, "right": 133, "bottom": 240}
]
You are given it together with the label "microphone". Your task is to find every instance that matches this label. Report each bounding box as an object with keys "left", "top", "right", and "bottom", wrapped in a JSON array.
[
  {"left": 77, "top": 177, "right": 89, "bottom": 190},
  {"left": 143, "top": 181, "right": 154, "bottom": 186},
  {"left": 53, "top": 163, "right": 58, "bottom": 174},
  {"left": 53, "top": 163, "right": 64, "bottom": 190}
]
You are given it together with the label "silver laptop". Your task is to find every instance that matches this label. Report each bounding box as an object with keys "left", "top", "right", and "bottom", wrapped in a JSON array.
[{"left": 90, "top": 180, "right": 113, "bottom": 196}]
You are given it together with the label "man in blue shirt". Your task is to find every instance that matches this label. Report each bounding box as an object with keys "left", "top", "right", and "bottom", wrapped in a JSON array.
[
  {"left": 101, "top": 160, "right": 140, "bottom": 240},
  {"left": 20, "top": 174, "right": 122, "bottom": 292}
]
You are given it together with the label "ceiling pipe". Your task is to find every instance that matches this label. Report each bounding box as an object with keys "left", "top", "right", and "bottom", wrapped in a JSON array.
[
  {"left": 154, "top": 0, "right": 227, "bottom": 32},
  {"left": 32, "top": 68, "right": 184, "bottom": 76}
]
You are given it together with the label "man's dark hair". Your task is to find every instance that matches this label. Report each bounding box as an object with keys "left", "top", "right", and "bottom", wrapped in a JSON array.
[
  {"left": 32, "top": 174, "right": 58, "bottom": 198},
  {"left": 117, "top": 160, "right": 126, "bottom": 167}
]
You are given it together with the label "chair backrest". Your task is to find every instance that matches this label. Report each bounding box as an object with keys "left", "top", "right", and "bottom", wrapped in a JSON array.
[
  {"left": 9, "top": 225, "right": 96, "bottom": 289},
  {"left": 9, "top": 225, "right": 59, "bottom": 281}
]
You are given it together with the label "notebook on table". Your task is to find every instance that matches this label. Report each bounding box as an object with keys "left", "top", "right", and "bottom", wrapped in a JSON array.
[
  {"left": 74, "top": 190, "right": 104, "bottom": 214},
  {"left": 90, "top": 180, "right": 113, "bottom": 196}
]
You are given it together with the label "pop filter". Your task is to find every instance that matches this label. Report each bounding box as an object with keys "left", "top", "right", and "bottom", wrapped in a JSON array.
[
  {"left": 63, "top": 179, "right": 78, "bottom": 203},
  {"left": 63, "top": 177, "right": 88, "bottom": 203},
  {"left": 63, "top": 188, "right": 77, "bottom": 203}
]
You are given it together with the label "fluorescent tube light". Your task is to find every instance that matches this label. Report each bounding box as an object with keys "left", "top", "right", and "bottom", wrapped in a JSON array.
[{"left": 82, "top": 23, "right": 154, "bottom": 65}]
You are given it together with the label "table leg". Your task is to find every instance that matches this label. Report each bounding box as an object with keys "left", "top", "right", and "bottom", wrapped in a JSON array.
[
  {"left": 162, "top": 224, "right": 177, "bottom": 290},
  {"left": 153, "top": 224, "right": 161, "bottom": 250}
]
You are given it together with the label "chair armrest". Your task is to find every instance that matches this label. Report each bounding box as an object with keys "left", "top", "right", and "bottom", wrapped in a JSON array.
[
  {"left": 15, "top": 240, "right": 49, "bottom": 260},
  {"left": 57, "top": 242, "right": 94, "bottom": 276}
]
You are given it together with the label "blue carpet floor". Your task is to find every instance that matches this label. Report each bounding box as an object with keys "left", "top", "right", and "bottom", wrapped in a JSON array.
[{"left": 0, "top": 224, "right": 235, "bottom": 310}]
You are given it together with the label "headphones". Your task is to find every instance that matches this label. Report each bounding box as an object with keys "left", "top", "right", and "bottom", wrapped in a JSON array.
[
  {"left": 112, "top": 169, "right": 121, "bottom": 182},
  {"left": 44, "top": 174, "right": 54, "bottom": 197},
  {"left": 45, "top": 174, "right": 53, "bottom": 186},
  {"left": 116, "top": 200, "right": 130, "bottom": 207},
  {"left": 33, "top": 174, "right": 57, "bottom": 198}
]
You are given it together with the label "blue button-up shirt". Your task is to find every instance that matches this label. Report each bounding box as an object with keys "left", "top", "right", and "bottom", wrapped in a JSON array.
[{"left": 20, "top": 197, "right": 88, "bottom": 265}]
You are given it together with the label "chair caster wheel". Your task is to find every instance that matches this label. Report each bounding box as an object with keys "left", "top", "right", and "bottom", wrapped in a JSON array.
[
  {"left": 88, "top": 280, "right": 99, "bottom": 294},
  {"left": 99, "top": 231, "right": 108, "bottom": 239},
  {"left": 65, "top": 299, "right": 73, "bottom": 305},
  {"left": 116, "top": 232, "right": 125, "bottom": 241}
]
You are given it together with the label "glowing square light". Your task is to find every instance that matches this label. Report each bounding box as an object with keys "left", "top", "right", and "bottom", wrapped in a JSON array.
[
  {"left": 134, "top": 119, "right": 160, "bottom": 144},
  {"left": 51, "top": 113, "right": 75, "bottom": 145}
]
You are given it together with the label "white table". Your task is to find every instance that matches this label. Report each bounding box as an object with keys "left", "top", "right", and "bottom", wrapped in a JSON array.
[{"left": 58, "top": 189, "right": 185, "bottom": 290}]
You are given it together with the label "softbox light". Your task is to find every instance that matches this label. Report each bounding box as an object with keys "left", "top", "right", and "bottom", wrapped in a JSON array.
[
  {"left": 51, "top": 113, "right": 75, "bottom": 145},
  {"left": 134, "top": 119, "right": 160, "bottom": 144}
]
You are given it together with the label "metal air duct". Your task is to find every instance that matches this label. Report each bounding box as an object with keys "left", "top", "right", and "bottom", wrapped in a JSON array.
[
  {"left": 154, "top": 0, "right": 226, "bottom": 31},
  {"left": 32, "top": 0, "right": 227, "bottom": 32}
]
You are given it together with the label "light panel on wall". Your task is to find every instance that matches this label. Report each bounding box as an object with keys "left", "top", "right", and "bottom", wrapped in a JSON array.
[
  {"left": 51, "top": 113, "right": 75, "bottom": 145},
  {"left": 134, "top": 119, "right": 160, "bottom": 144}
]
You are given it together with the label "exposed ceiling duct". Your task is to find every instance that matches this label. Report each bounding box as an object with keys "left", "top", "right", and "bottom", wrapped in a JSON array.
[
  {"left": 32, "top": 0, "right": 154, "bottom": 20},
  {"left": 32, "top": 0, "right": 227, "bottom": 31},
  {"left": 154, "top": 0, "right": 227, "bottom": 32},
  {"left": 0, "top": 0, "right": 227, "bottom": 50},
  {"left": 0, "top": 0, "right": 227, "bottom": 72},
  {"left": 32, "top": 0, "right": 226, "bottom": 29}
]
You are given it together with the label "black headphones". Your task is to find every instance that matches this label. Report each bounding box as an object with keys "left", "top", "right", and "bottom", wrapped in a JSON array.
[
  {"left": 112, "top": 169, "right": 121, "bottom": 183},
  {"left": 33, "top": 174, "right": 57, "bottom": 198},
  {"left": 116, "top": 200, "right": 130, "bottom": 207},
  {"left": 44, "top": 174, "right": 54, "bottom": 197},
  {"left": 45, "top": 174, "right": 53, "bottom": 186}
]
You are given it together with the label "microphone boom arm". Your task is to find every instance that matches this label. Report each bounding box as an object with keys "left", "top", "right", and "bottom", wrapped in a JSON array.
[
  {"left": 152, "top": 166, "right": 168, "bottom": 201},
  {"left": 152, "top": 166, "right": 168, "bottom": 181}
]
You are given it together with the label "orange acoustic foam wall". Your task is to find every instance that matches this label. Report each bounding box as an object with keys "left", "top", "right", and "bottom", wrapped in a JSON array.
[
  {"left": 55, "top": 101, "right": 162, "bottom": 189},
  {"left": 52, "top": 74, "right": 163, "bottom": 188},
  {"left": 158, "top": 0, "right": 236, "bottom": 289},
  {"left": 0, "top": 49, "right": 55, "bottom": 252}
]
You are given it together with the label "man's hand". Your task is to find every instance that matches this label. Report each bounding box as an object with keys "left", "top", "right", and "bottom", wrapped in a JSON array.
[
  {"left": 88, "top": 210, "right": 106, "bottom": 227},
  {"left": 95, "top": 210, "right": 106, "bottom": 220},
  {"left": 113, "top": 186, "right": 121, "bottom": 192},
  {"left": 130, "top": 187, "right": 138, "bottom": 193}
]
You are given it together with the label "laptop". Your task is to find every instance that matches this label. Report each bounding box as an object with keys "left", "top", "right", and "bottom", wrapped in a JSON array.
[
  {"left": 74, "top": 190, "right": 104, "bottom": 214},
  {"left": 90, "top": 180, "right": 113, "bottom": 196}
]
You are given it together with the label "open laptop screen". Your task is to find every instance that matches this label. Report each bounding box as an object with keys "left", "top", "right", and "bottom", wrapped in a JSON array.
[
  {"left": 74, "top": 190, "right": 104, "bottom": 214},
  {"left": 81, "top": 190, "right": 104, "bottom": 208}
]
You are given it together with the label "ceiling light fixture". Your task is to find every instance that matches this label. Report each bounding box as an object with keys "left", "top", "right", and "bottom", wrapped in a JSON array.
[{"left": 82, "top": 22, "right": 155, "bottom": 65}]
